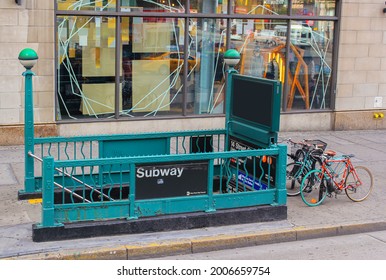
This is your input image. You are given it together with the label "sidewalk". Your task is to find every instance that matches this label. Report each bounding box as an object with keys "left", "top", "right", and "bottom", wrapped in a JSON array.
[{"left": 1, "top": 130, "right": 386, "bottom": 260}]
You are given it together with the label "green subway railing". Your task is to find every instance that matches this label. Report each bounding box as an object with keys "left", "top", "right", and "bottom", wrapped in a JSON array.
[{"left": 36, "top": 144, "right": 287, "bottom": 228}]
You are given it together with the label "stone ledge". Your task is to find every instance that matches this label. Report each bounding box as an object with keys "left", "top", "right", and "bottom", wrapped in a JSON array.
[
  {"left": 334, "top": 110, "right": 386, "bottom": 130},
  {"left": 0, "top": 124, "right": 57, "bottom": 145}
]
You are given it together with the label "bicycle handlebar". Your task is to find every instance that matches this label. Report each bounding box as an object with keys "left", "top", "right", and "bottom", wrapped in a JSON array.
[{"left": 283, "top": 138, "right": 312, "bottom": 147}]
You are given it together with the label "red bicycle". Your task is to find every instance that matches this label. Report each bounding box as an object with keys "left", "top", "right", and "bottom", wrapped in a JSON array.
[{"left": 300, "top": 150, "right": 373, "bottom": 207}]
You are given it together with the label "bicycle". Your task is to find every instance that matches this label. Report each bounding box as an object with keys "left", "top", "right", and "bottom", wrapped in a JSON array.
[
  {"left": 300, "top": 150, "right": 373, "bottom": 207},
  {"left": 285, "top": 139, "right": 327, "bottom": 196}
]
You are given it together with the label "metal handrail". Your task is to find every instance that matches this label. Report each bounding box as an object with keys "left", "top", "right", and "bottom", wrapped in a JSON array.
[{"left": 28, "top": 152, "right": 112, "bottom": 202}]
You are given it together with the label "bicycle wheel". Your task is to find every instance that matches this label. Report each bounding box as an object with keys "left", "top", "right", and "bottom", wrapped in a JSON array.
[
  {"left": 300, "top": 169, "right": 327, "bottom": 206},
  {"left": 286, "top": 162, "right": 305, "bottom": 196},
  {"left": 345, "top": 166, "right": 373, "bottom": 202}
]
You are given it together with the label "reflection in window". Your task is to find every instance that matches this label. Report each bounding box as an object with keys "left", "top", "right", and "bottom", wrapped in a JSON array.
[
  {"left": 188, "top": 18, "right": 226, "bottom": 114},
  {"left": 233, "top": 0, "right": 289, "bottom": 15},
  {"left": 292, "top": 0, "right": 336, "bottom": 16},
  {"left": 231, "top": 19, "right": 286, "bottom": 82},
  {"left": 227, "top": 17, "right": 334, "bottom": 111},
  {"left": 120, "top": 17, "right": 186, "bottom": 117},
  {"left": 57, "top": 16, "right": 117, "bottom": 120},
  {"left": 288, "top": 20, "right": 334, "bottom": 110}
]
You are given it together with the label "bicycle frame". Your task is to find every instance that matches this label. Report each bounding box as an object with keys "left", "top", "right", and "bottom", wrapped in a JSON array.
[{"left": 320, "top": 156, "right": 356, "bottom": 192}]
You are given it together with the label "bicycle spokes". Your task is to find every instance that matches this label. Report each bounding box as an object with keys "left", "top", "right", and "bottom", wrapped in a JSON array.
[{"left": 345, "top": 166, "right": 373, "bottom": 202}]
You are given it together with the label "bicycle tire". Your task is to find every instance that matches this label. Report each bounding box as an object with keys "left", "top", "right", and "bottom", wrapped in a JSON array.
[
  {"left": 286, "top": 162, "right": 305, "bottom": 196},
  {"left": 300, "top": 169, "right": 327, "bottom": 206},
  {"left": 345, "top": 166, "right": 373, "bottom": 202}
]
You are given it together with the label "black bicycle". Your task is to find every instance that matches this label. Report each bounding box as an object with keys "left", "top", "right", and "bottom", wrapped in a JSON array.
[{"left": 285, "top": 139, "right": 327, "bottom": 196}]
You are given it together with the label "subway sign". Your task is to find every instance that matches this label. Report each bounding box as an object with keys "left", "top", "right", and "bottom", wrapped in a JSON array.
[{"left": 135, "top": 161, "right": 208, "bottom": 200}]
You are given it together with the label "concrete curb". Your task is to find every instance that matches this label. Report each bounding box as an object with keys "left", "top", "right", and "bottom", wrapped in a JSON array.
[{"left": 5, "top": 220, "right": 386, "bottom": 260}]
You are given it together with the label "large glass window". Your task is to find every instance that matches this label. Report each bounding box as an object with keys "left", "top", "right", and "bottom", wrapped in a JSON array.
[
  {"left": 57, "top": 16, "right": 117, "bottom": 119},
  {"left": 55, "top": 0, "right": 339, "bottom": 120},
  {"left": 287, "top": 20, "right": 334, "bottom": 110}
]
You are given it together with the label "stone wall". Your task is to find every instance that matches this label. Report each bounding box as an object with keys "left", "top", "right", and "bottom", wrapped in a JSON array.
[
  {"left": 335, "top": 0, "right": 386, "bottom": 129},
  {"left": 0, "top": 0, "right": 54, "bottom": 127}
]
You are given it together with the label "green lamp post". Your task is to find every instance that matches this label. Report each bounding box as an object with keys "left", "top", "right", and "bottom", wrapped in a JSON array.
[
  {"left": 18, "top": 48, "right": 38, "bottom": 197},
  {"left": 223, "top": 49, "right": 240, "bottom": 135}
]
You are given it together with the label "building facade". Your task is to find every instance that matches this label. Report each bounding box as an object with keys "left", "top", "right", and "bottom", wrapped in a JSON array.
[{"left": 0, "top": 0, "right": 385, "bottom": 145}]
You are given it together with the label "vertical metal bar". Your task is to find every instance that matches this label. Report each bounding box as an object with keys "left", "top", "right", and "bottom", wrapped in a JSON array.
[
  {"left": 224, "top": 0, "right": 232, "bottom": 116},
  {"left": 119, "top": 164, "right": 123, "bottom": 200},
  {"left": 219, "top": 158, "right": 224, "bottom": 193},
  {"left": 81, "top": 166, "right": 86, "bottom": 202},
  {"left": 206, "top": 159, "right": 215, "bottom": 212},
  {"left": 54, "top": 2, "right": 60, "bottom": 122},
  {"left": 116, "top": 2, "right": 122, "bottom": 116},
  {"left": 175, "top": 136, "right": 179, "bottom": 154},
  {"left": 274, "top": 145, "right": 287, "bottom": 205},
  {"left": 267, "top": 157, "right": 271, "bottom": 189},
  {"left": 184, "top": 0, "right": 190, "bottom": 116},
  {"left": 253, "top": 156, "right": 256, "bottom": 189},
  {"left": 128, "top": 163, "right": 138, "bottom": 219},
  {"left": 61, "top": 166, "right": 65, "bottom": 203},
  {"left": 330, "top": 0, "right": 342, "bottom": 114},
  {"left": 41, "top": 157, "right": 56, "bottom": 227},
  {"left": 224, "top": 68, "right": 237, "bottom": 150},
  {"left": 115, "top": 13, "right": 121, "bottom": 119},
  {"left": 182, "top": 16, "right": 190, "bottom": 116},
  {"left": 235, "top": 157, "right": 239, "bottom": 192},
  {"left": 283, "top": 19, "right": 291, "bottom": 111}
]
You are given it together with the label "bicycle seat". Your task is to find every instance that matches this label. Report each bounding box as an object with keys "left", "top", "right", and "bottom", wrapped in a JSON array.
[{"left": 324, "top": 150, "right": 336, "bottom": 157}]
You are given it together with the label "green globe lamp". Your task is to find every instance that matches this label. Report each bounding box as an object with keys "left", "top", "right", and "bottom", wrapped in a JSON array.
[{"left": 18, "top": 48, "right": 38, "bottom": 70}]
